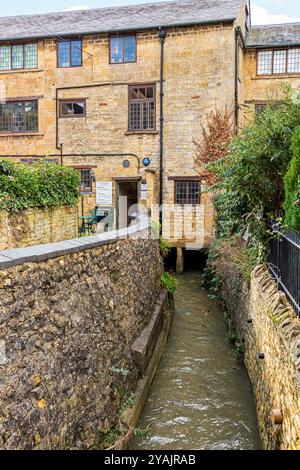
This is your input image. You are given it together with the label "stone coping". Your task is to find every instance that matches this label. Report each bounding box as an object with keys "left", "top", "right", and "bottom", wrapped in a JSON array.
[{"left": 0, "top": 214, "right": 150, "bottom": 270}]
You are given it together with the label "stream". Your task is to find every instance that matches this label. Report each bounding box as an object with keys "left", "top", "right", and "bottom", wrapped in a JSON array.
[{"left": 132, "top": 271, "right": 261, "bottom": 450}]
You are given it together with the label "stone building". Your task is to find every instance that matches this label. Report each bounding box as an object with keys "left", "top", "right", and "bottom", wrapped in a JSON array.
[{"left": 0, "top": 0, "right": 299, "bottom": 261}]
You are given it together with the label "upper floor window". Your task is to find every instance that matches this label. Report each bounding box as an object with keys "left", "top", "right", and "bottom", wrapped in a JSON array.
[
  {"left": 128, "top": 85, "right": 155, "bottom": 132},
  {"left": 58, "top": 39, "right": 82, "bottom": 67},
  {"left": 257, "top": 48, "right": 300, "bottom": 75},
  {"left": 110, "top": 34, "right": 136, "bottom": 64},
  {"left": 59, "top": 99, "right": 86, "bottom": 118},
  {"left": 175, "top": 180, "right": 201, "bottom": 205},
  {"left": 0, "top": 100, "right": 38, "bottom": 133},
  {"left": 0, "top": 43, "right": 38, "bottom": 71}
]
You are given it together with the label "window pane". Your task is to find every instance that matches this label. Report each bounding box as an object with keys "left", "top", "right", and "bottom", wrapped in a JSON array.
[
  {"left": 130, "top": 88, "right": 139, "bottom": 100},
  {"left": 71, "top": 40, "right": 82, "bottom": 66},
  {"left": 61, "top": 101, "right": 85, "bottom": 117},
  {"left": 147, "top": 87, "right": 154, "bottom": 99},
  {"left": 12, "top": 45, "right": 24, "bottom": 69},
  {"left": 129, "top": 102, "right": 141, "bottom": 130},
  {"left": 110, "top": 36, "right": 123, "bottom": 63},
  {"left": 0, "top": 46, "right": 11, "bottom": 70},
  {"left": 80, "top": 170, "right": 92, "bottom": 191},
  {"left": 58, "top": 42, "right": 70, "bottom": 67},
  {"left": 24, "top": 44, "right": 38, "bottom": 69},
  {"left": 25, "top": 101, "right": 38, "bottom": 131},
  {"left": 273, "top": 50, "right": 286, "bottom": 74},
  {"left": 188, "top": 182, "right": 200, "bottom": 204},
  {"left": 143, "top": 101, "right": 154, "bottom": 130},
  {"left": 12, "top": 102, "right": 25, "bottom": 131},
  {"left": 124, "top": 36, "right": 136, "bottom": 62},
  {"left": 257, "top": 51, "right": 272, "bottom": 75},
  {"left": 288, "top": 49, "right": 300, "bottom": 73},
  {"left": 0, "top": 104, "right": 13, "bottom": 132},
  {"left": 176, "top": 182, "right": 187, "bottom": 204}
]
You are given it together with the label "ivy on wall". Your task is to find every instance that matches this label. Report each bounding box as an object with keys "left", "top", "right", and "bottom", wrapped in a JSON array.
[{"left": 0, "top": 160, "right": 80, "bottom": 212}]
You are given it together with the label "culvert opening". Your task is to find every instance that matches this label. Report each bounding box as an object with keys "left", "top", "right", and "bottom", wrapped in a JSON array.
[{"left": 183, "top": 248, "right": 208, "bottom": 272}]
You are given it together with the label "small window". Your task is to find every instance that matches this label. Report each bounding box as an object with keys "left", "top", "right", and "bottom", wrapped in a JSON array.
[
  {"left": 257, "top": 50, "right": 273, "bottom": 75},
  {"left": 288, "top": 49, "right": 300, "bottom": 73},
  {"left": 273, "top": 50, "right": 287, "bottom": 74},
  {"left": 0, "top": 100, "right": 38, "bottom": 133},
  {"left": 59, "top": 100, "right": 86, "bottom": 118},
  {"left": 58, "top": 39, "right": 82, "bottom": 67},
  {"left": 0, "top": 43, "right": 38, "bottom": 71},
  {"left": 80, "top": 169, "right": 92, "bottom": 192},
  {"left": 110, "top": 34, "right": 136, "bottom": 64},
  {"left": 175, "top": 181, "right": 201, "bottom": 205},
  {"left": 128, "top": 84, "right": 155, "bottom": 132},
  {"left": 257, "top": 48, "right": 300, "bottom": 76}
]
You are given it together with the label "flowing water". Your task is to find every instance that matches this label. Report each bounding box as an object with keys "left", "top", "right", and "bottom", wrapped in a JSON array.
[{"left": 132, "top": 271, "right": 261, "bottom": 450}]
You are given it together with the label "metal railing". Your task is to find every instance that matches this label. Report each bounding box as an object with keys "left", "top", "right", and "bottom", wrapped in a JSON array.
[{"left": 268, "top": 222, "right": 300, "bottom": 317}]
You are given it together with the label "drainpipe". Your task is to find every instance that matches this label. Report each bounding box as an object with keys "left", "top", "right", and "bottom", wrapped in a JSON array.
[
  {"left": 235, "top": 26, "right": 246, "bottom": 131},
  {"left": 235, "top": 27, "right": 240, "bottom": 131},
  {"left": 158, "top": 28, "right": 166, "bottom": 232}
]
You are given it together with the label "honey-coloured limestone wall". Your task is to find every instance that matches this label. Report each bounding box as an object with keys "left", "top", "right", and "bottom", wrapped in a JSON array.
[{"left": 0, "top": 206, "right": 79, "bottom": 250}]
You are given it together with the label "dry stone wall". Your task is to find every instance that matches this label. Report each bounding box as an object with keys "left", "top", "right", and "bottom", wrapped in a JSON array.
[
  {"left": 0, "top": 226, "right": 163, "bottom": 449},
  {"left": 214, "top": 248, "right": 300, "bottom": 450}
]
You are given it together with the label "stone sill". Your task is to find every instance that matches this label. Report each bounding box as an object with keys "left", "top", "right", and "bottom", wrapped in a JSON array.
[
  {"left": 0, "top": 69, "right": 43, "bottom": 75},
  {"left": 0, "top": 132, "right": 45, "bottom": 137},
  {"left": 253, "top": 74, "right": 300, "bottom": 80},
  {"left": 124, "top": 131, "right": 159, "bottom": 136}
]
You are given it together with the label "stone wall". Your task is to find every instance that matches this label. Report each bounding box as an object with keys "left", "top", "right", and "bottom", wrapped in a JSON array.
[
  {"left": 0, "top": 224, "right": 163, "bottom": 449},
  {"left": 0, "top": 206, "right": 78, "bottom": 250},
  {"left": 212, "top": 244, "right": 300, "bottom": 450}
]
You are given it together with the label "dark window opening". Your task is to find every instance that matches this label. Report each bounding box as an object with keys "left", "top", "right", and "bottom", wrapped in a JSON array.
[
  {"left": 0, "top": 100, "right": 38, "bottom": 133},
  {"left": 59, "top": 100, "right": 86, "bottom": 118},
  {"left": 80, "top": 169, "right": 92, "bottom": 192},
  {"left": 110, "top": 34, "right": 136, "bottom": 64},
  {"left": 128, "top": 84, "right": 155, "bottom": 132},
  {"left": 175, "top": 180, "right": 201, "bottom": 205},
  {"left": 58, "top": 39, "right": 82, "bottom": 67}
]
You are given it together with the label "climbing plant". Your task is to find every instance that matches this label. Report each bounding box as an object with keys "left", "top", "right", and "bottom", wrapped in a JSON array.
[
  {"left": 0, "top": 160, "right": 80, "bottom": 212},
  {"left": 284, "top": 126, "right": 300, "bottom": 232}
]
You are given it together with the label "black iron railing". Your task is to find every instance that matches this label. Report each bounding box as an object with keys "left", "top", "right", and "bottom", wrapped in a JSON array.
[{"left": 268, "top": 222, "right": 300, "bottom": 317}]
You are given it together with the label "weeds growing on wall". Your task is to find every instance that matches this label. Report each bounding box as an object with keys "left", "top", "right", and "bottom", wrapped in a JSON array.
[
  {"left": 161, "top": 272, "right": 177, "bottom": 295},
  {"left": 0, "top": 160, "right": 80, "bottom": 212}
]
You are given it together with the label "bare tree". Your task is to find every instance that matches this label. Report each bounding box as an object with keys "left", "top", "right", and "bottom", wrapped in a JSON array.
[{"left": 194, "top": 107, "right": 234, "bottom": 185}]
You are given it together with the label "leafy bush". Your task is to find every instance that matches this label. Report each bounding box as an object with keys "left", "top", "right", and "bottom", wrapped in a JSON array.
[
  {"left": 161, "top": 272, "right": 177, "bottom": 294},
  {"left": 284, "top": 127, "right": 300, "bottom": 232},
  {"left": 0, "top": 160, "right": 80, "bottom": 212},
  {"left": 210, "top": 87, "right": 300, "bottom": 253}
]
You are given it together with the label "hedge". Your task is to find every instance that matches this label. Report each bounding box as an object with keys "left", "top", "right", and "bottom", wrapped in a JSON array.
[{"left": 0, "top": 160, "right": 80, "bottom": 212}]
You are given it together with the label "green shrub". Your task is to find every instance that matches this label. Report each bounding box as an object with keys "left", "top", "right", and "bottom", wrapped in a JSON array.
[
  {"left": 284, "top": 127, "right": 300, "bottom": 232},
  {"left": 161, "top": 272, "right": 177, "bottom": 294},
  {"left": 0, "top": 160, "right": 80, "bottom": 212},
  {"left": 210, "top": 87, "right": 300, "bottom": 251}
]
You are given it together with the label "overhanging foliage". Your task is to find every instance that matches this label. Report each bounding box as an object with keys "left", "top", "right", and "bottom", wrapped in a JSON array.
[{"left": 0, "top": 160, "right": 80, "bottom": 212}]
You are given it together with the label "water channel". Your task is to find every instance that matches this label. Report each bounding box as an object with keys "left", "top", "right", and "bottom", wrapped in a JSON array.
[{"left": 132, "top": 271, "right": 261, "bottom": 450}]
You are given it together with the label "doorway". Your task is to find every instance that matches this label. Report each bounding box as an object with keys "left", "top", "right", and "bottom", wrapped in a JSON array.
[{"left": 116, "top": 180, "right": 139, "bottom": 229}]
